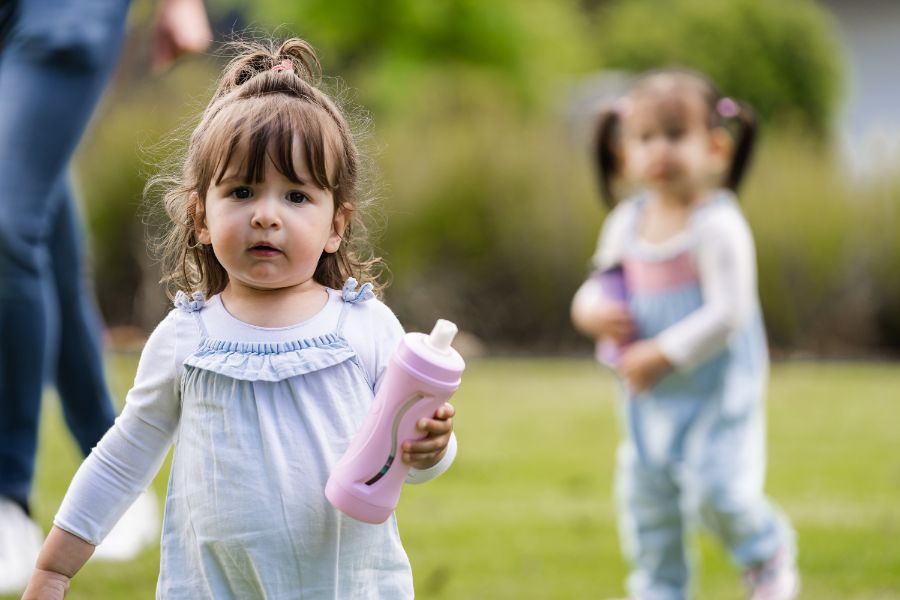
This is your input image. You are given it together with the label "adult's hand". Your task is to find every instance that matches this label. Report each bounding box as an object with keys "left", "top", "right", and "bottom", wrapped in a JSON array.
[{"left": 151, "top": 0, "right": 212, "bottom": 73}]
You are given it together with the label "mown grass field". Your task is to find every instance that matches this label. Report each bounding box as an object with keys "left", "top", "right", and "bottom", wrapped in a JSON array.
[{"left": 5, "top": 357, "right": 899, "bottom": 599}]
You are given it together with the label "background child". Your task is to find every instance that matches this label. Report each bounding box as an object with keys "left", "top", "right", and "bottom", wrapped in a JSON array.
[
  {"left": 23, "top": 38, "right": 457, "bottom": 599},
  {"left": 571, "top": 70, "right": 797, "bottom": 600}
]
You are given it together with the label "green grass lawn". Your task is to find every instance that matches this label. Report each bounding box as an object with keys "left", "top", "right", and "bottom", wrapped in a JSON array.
[{"left": 6, "top": 357, "right": 900, "bottom": 599}]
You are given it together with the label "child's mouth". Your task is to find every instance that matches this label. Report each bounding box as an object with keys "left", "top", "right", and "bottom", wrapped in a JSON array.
[{"left": 249, "top": 243, "right": 281, "bottom": 256}]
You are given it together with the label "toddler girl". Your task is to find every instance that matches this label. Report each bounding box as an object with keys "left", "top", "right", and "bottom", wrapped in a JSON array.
[
  {"left": 24, "top": 38, "right": 457, "bottom": 599},
  {"left": 571, "top": 70, "right": 797, "bottom": 600}
]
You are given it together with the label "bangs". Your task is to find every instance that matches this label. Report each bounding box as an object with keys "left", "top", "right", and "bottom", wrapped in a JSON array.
[
  {"left": 651, "top": 96, "right": 694, "bottom": 127},
  {"left": 197, "top": 96, "right": 342, "bottom": 194}
]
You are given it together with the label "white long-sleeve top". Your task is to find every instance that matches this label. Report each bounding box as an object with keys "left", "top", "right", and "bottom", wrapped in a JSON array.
[
  {"left": 54, "top": 288, "right": 456, "bottom": 598},
  {"left": 592, "top": 192, "right": 762, "bottom": 371}
]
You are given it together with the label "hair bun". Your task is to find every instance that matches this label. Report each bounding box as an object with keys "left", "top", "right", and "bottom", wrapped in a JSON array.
[
  {"left": 215, "top": 38, "right": 323, "bottom": 99},
  {"left": 270, "top": 38, "right": 322, "bottom": 82}
]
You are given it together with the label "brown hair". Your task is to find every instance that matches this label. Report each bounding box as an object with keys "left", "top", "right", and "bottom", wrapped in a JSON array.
[
  {"left": 593, "top": 69, "right": 757, "bottom": 208},
  {"left": 148, "top": 38, "right": 383, "bottom": 299}
]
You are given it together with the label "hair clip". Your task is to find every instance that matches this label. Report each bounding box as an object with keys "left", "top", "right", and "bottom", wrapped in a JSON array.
[
  {"left": 716, "top": 97, "right": 740, "bottom": 119},
  {"left": 272, "top": 58, "right": 293, "bottom": 73}
]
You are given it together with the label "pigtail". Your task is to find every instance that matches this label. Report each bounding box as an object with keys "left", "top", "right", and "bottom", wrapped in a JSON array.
[
  {"left": 594, "top": 108, "right": 623, "bottom": 208},
  {"left": 720, "top": 99, "right": 757, "bottom": 192}
]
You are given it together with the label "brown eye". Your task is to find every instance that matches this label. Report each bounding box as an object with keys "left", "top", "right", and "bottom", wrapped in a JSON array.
[
  {"left": 231, "top": 187, "right": 252, "bottom": 200},
  {"left": 287, "top": 191, "right": 309, "bottom": 204}
]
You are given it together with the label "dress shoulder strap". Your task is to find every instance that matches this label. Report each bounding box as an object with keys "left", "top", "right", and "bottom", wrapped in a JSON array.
[
  {"left": 335, "top": 278, "right": 374, "bottom": 335},
  {"left": 173, "top": 290, "right": 209, "bottom": 339}
]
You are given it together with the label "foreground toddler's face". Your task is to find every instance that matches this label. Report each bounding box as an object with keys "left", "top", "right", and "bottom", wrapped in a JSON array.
[
  {"left": 196, "top": 140, "right": 346, "bottom": 295},
  {"left": 621, "top": 95, "right": 720, "bottom": 197}
]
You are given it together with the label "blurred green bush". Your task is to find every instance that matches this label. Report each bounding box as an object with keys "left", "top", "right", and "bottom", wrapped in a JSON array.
[
  {"left": 73, "top": 0, "right": 900, "bottom": 355},
  {"left": 590, "top": 0, "right": 844, "bottom": 135}
]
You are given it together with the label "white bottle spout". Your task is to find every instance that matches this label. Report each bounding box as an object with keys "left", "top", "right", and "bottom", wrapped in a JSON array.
[{"left": 427, "top": 319, "right": 458, "bottom": 352}]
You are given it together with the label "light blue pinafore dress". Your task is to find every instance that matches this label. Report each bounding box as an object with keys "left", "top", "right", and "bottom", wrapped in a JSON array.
[
  {"left": 156, "top": 282, "right": 413, "bottom": 599},
  {"left": 614, "top": 195, "right": 794, "bottom": 600}
]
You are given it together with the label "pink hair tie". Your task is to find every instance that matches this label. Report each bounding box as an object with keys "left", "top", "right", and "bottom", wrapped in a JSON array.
[
  {"left": 272, "top": 59, "right": 293, "bottom": 73},
  {"left": 716, "top": 97, "right": 740, "bottom": 119}
]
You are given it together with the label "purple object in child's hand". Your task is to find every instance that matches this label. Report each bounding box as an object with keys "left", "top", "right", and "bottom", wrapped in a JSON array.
[
  {"left": 597, "top": 265, "right": 628, "bottom": 303},
  {"left": 594, "top": 265, "right": 629, "bottom": 365}
]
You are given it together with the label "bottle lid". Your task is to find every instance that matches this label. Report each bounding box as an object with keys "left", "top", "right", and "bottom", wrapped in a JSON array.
[
  {"left": 395, "top": 319, "right": 465, "bottom": 387},
  {"left": 426, "top": 319, "right": 458, "bottom": 353}
]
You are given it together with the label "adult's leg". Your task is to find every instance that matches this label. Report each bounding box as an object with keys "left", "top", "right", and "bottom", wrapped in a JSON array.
[
  {"left": 0, "top": 0, "right": 131, "bottom": 504},
  {"left": 48, "top": 179, "right": 116, "bottom": 455}
]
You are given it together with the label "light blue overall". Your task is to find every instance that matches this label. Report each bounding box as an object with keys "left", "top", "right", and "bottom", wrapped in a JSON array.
[{"left": 615, "top": 200, "right": 795, "bottom": 600}]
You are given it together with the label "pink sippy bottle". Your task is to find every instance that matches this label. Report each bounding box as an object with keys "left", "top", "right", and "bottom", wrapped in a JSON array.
[{"left": 325, "top": 319, "right": 465, "bottom": 524}]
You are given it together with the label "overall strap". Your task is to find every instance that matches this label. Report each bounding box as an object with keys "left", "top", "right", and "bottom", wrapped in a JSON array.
[
  {"left": 337, "top": 278, "right": 374, "bottom": 335},
  {"left": 629, "top": 195, "right": 648, "bottom": 245}
]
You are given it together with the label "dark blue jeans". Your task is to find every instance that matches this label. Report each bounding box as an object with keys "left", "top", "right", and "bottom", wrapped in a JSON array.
[{"left": 0, "top": 0, "right": 131, "bottom": 506}]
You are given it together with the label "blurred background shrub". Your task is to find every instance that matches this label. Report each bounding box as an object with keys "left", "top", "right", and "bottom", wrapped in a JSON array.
[
  {"left": 590, "top": 0, "right": 844, "bottom": 135},
  {"left": 73, "top": 0, "right": 899, "bottom": 356}
]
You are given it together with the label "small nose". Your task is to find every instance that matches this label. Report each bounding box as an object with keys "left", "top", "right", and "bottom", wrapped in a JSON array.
[
  {"left": 250, "top": 196, "right": 282, "bottom": 229},
  {"left": 649, "top": 137, "right": 670, "bottom": 155}
]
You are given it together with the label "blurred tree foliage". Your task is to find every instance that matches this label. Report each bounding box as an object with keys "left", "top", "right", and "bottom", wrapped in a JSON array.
[
  {"left": 77, "top": 0, "right": 900, "bottom": 355},
  {"left": 245, "top": 0, "right": 593, "bottom": 109},
  {"left": 590, "top": 0, "right": 845, "bottom": 135}
]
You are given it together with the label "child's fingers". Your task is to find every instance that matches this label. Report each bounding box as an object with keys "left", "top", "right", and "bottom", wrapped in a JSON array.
[
  {"left": 608, "top": 325, "right": 634, "bottom": 343},
  {"left": 403, "top": 452, "right": 441, "bottom": 469},
  {"left": 433, "top": 402, "right": 455, "bottom": 420},
  {"left": 403, "top": 433, "right": 449, "bottom": 454},
  {"left": 401, "top": 448, "right": 446, "bottom": 468},
  {"left": 399, "top": 404, "right": 455, "bottom": 467},
  {"left": 417, "top": 415, "right": 453, "bottom": 436}
]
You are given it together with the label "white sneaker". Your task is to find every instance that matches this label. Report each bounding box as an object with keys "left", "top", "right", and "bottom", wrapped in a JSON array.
[
  {"left": 745, "top": 548, "right": 800, "bottom": 600},
  {"left": 92, "top": 490, "right": 160, "bottom": 561},
  {"left": 0, "top": 496, "right": 44, "bottom": 595}
]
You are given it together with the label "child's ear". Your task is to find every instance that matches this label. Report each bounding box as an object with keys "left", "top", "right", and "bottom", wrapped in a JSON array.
[
  {"left": 191, "top": 192, "right": 211, "bottom": 245},
  {"left": 709, "top": 127, "right": 734, "bottom": 174},
  {"left": 325, "top": 202, "right": 352, "bottom": 254}
]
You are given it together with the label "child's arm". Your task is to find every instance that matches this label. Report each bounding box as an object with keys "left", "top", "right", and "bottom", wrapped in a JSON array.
[
  {"left": 617, "top": 339, "right": 673, "bottom": 393},
  {"left": 21, "top": 527, "right": 95, "bottom": 600},
  {"left": 655, "top": 207, "right": 757, "bottom": 370},
  {"left": 24, "top": 310, "right": 192, "bottom": 593}
]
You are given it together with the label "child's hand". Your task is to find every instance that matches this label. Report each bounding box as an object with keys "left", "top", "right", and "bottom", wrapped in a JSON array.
[
  {"left": 596, "top": 302, "right": 636, "bottom": 345},
  {"left": 617, "top": 340, "right": 672, "bottom": 393},
  {"left": 401, "top": 403, "right": 455, "bottom": 470},
  {"left": 22, "top": 568, "right": 70, "bottom": 600},
  {"left": 571, "top": 280, "right": 635, "bottom": 342}
]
